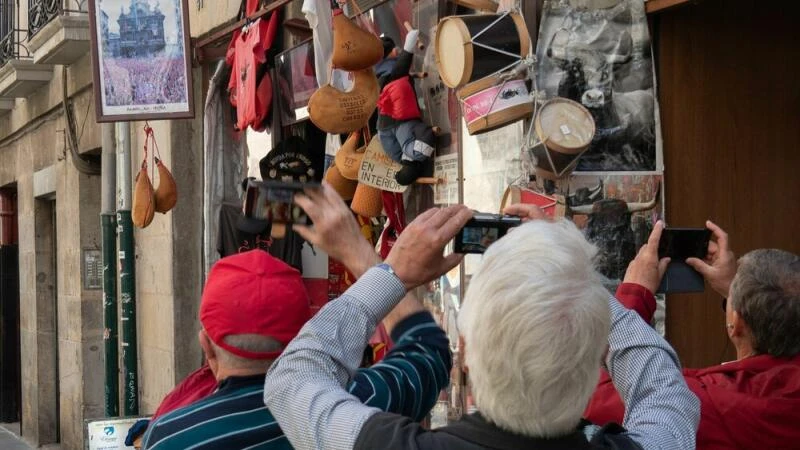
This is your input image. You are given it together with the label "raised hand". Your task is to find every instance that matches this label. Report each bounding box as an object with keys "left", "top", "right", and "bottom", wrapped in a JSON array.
[
  {"left": 293, "top": 183, "right": 380, "bottom": 278},
  {"left": 385, "top": 205, "right": 473, "bottom": 290},
  {"left": 623, "top": 220, "right": 671, "bottom": 294},
  {"left": 686, "top": 220, "right": 737, "bottom": 298}
]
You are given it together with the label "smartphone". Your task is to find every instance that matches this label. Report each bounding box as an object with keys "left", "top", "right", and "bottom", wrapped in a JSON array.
[
  {"left": 656, "top": 227, "right": 712, "bottom": 294},
  {"left": 454, "top": 213, "right": 523, "bottom": 254},
  {"left": 243, "top": 180, "right": 320, "bottom": 224},
  {"left": 658, "top": 228, "right": 712, "bottom": 260}
]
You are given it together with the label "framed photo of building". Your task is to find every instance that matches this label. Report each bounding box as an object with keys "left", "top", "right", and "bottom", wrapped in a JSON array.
[{"left": 88, "top": 0, "right": 195, "bottom": 122}]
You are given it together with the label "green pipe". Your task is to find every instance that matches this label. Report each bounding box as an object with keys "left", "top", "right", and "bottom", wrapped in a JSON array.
[
  {"left": 101, "top": 213, "right": 119, "bottom": 416},
  {"left": 117, "top": 210, "right": 139, "bottom": 416}
]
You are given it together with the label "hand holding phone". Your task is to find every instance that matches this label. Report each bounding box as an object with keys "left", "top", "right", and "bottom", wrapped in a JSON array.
[
  {"left": 657, "top": 227, "right": 712, "bottom": 293},
  {"left": 243, "top": 180, "right": 321, "bottom": 225},
  {"left": 454, "top": 213, "right": 523, "bottom": 254}
]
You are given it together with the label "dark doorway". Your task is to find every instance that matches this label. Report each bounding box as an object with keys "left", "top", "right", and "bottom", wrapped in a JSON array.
[{"left": 0, "top": 187, "right": 20, "bottom": 423}]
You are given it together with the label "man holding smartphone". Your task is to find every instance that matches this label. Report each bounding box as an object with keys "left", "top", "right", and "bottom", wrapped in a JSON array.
[
  {"left": 264, "top": 188, "right": 699, "bottom": 450},
  {"left": 585, "top": 221, "right": 800, "bottom": 449}
]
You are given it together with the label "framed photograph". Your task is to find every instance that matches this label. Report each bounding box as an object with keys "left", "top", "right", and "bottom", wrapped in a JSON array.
[
  {"left": 88, "top": 0, "right": 195, "bottom": 122},
  {"left": 275, "top": 39, "right": 317, "bottom": 126}
]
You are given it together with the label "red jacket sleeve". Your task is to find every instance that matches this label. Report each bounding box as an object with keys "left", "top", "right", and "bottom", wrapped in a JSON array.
[
  {"left": 584, "top": 283, "right": 657, "bottom": 425},
  {"left": 614, "top": 282, "right": 657, "bottom": 323}
]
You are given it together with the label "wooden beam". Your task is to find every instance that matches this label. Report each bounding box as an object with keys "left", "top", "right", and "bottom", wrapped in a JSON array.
[
  {"left": 646, "top": 0, "right": 695, "bottom": 14},
  {"left": 195, "top": 0, "right": 293, "bottom": 49}
]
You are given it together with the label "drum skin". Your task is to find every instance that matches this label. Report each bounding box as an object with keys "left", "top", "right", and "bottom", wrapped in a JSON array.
[
  {"left": 435, "top": 13, "right": 530, "bottom": 88},
  {"left": 532, "top": 97, "right": 595, "bottom": 179},
  {"left": 308, "top": 69, "right": 380, "bottom": 134}
]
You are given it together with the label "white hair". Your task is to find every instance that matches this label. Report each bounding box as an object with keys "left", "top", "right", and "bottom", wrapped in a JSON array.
[{"left": 457, "top": 219, "right": 610, "bottom": 437}]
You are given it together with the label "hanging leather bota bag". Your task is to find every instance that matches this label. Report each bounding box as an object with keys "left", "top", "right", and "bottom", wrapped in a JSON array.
[
  {"left": 153, "top": 157, "right": 178, "bottom": 213},
  {"left": 331, "top": 9, "right": 384, "bottom": 71},
  {"left": 350, "top": 183, "right": 383, "bottom": 218},
  {"left": 308, "top": 69, "right": 379, "bottom": 134},
  {"left": 132, "top": 161, "right": 155, "bottom": 228}
]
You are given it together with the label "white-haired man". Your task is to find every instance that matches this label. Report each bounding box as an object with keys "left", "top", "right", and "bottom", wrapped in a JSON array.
[{"left": 264, "top": 186, "right": 699, "bottom": 450}]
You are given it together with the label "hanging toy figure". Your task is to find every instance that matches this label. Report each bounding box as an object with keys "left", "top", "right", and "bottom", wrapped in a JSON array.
[{"left": 375, "top": 28, "right": 436, "bottom": 185}]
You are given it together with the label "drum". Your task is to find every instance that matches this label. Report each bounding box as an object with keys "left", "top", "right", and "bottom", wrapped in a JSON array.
[
  {"left": 531, "top": 98, "right": 595, "bottom": 180},
  {"left": 457, "top": 75, "right": 533, "bottom": 135},
  {"left": 435, "top": 13, "right": 530, "bottom": 88}
]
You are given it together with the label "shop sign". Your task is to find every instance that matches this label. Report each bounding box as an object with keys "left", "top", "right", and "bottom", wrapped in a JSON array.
[{"left": 358, "top": 138, "right": 408, "bottom": 193}]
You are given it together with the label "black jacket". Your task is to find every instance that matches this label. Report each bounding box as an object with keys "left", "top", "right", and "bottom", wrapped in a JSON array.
[{"left": 354, "top": 412, "right": 642, "bottom": 450}]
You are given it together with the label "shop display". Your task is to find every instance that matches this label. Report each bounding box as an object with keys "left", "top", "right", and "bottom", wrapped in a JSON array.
[
  {"left": 226, "top": 11, "right": 280, "bottom": 132},
  {"left": 133, "top": 124, "right": 176, "bottom": 228},
  {"left": 435, "top": 12, "right": 530, "bottom": 88},
  {"left": 457, "top": 74, "right": 533, "bottom": 135},
  {"left": 331, "top": 8, "right": 385, "bottom": 71},
  {"left": 376, "top": 28, "right": 437, "bottom": 185},
  {"left": 334, "top": 130, "right": 366, "bottom": 180},
  {"left": 351, "top": 183, "right": 384, "bottom": 217},
  {"left": 133, "top": 162, "right": 156, "bottom": 229},
  {"left": 536, "top": 0, "right": 658, "bottom": 171},
  {"left": 530, "top": 97, "right": 596, "bottom": 180},
  {"left": 153, "top": 158, "right": 178, "bottom": 214},
  {"left": 324, "top": 164, "right": 358, "bottom": 200},
  {"left": 307, "top": 69, "right": 380, "bottom": 133}
]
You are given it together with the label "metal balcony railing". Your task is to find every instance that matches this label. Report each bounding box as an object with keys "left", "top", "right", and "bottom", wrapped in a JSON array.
[
  {"left": 28, "top": 0, "right": 63, "bottom": 38},
  {"left": 0, "top": 0, "right": 16, "bottom": 65}
]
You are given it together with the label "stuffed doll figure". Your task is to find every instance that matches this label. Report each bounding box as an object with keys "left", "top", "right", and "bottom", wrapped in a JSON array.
[{"left": 375, "top": 30, "right": 436, "bottom": 185}]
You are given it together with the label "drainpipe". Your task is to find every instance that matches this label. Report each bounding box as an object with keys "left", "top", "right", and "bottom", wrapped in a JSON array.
[
  {"left": 116, "top": 122, "right": 139, "bottom": 416},
  {"left": 101, "top": 123, "right": 119, "bottom": 417}
]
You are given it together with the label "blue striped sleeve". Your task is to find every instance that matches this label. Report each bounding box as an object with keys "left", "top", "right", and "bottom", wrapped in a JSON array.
[{"left": 347, "top": 311, "right": 451, "bottom": 421}]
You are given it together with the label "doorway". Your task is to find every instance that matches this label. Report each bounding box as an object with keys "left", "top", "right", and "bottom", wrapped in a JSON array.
[{"left": 0, "top": 187, "right": 20, "bottom": 424}]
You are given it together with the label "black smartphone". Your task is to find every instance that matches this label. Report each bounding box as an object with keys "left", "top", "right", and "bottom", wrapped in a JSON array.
[
  {"left": 658, "top": 228, "right": 712, "bottom": 260},
  {"left": 657, "top": 227, "right": 712, "bottom": 294},
  {"left": 243, "top": 180, "right": 320, "bottom": 224},
  {"left": 454, "top": 213, "right": 523, "bottom": 254}
]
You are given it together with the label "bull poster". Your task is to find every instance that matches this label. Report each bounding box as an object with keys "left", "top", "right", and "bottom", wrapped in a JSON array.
[{"left": 536, "top": 0, "right": 658, "bottom": 172}]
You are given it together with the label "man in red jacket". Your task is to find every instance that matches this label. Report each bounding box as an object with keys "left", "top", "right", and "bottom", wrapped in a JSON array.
[{"left": 585, "top": 221, "right": 800, "bottom": 450}]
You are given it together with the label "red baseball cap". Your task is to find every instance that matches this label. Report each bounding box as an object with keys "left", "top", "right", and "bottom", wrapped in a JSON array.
[{"left": 200, "top": 250, "right": 311, "bottom": 359}]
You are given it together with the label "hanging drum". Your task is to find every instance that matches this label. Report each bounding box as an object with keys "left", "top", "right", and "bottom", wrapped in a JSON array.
[
  {"left": 457, "top": 74, "right": 533, "bottom": 135},
  {"left": 435, "top": 12, "right": 530, "bottom": 88},
  {"left": 531, "top": 98, "right": 596, "bottom": 180}
]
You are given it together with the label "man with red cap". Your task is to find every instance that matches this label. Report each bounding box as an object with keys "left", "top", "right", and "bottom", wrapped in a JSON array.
[{"left": 141, "top": 246, "right": 450, "bottom": 449}]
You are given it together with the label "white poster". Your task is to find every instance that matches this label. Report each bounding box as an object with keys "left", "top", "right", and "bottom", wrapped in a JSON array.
[
  {"left": 433, "top": 154, "right": 459, "bottom": 205},
  {"left": 87, "top": 418, "right": 147, "bottom": 450}
]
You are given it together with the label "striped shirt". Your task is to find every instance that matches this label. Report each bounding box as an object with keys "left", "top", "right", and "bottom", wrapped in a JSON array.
[
  {"left": 141, "top": 310, "right": 450, "bottom": 450},
  {"left": 264, "top": 267, "right": 700, "bottom": 450}
]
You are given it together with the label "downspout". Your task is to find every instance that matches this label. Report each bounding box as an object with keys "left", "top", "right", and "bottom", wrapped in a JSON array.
[
  {"left": 116, "top": 122, "right": 139, "bottom": 416},
  {"left": 101, "top": 123, "right": 119, "bottom": 417}
]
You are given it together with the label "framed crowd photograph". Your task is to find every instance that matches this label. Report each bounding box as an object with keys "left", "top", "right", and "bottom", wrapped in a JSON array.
[
  {"left": 88, "top": 0, "right": 195, "bottom": 122},
  {"left": 275, "top": 39, "right": 317, "bottom": 126}
]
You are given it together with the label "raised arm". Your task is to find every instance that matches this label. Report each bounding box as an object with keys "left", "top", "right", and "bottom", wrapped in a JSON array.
[
  {"left": 606, "top": 222, "right": 700, "bottom": 448},
  {"left": 266, "top": 185, "right": 470, "bottom": 450}
]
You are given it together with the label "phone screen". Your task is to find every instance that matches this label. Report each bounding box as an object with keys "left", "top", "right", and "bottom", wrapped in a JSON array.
[
  {"left": 243, "top": 180, "right": 319, "bottom": 224},
  {"left": 658, "top": 228, "right": 712, "bottom": 260},
  {"left": 454, "top": 214, "right": 522, "bottom": 254}
]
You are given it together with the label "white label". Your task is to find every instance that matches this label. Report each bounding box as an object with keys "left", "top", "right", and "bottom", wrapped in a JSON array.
[
  {"left": 560, "top": 124, "right": 572, "bottom": 135},
  {"left": 87, "top": 418, "right": 149, "bottom": 450}
]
